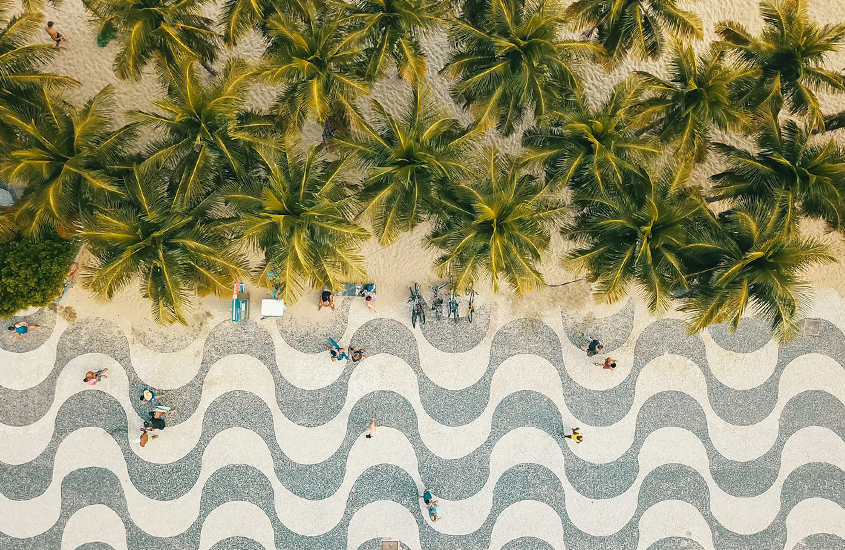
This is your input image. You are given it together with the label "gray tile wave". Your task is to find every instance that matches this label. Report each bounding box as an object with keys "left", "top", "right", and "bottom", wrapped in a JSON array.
[
  {"left": 0, "top": 307, "right": 56, "bottom": 353},
  {"left": 646, "top": 538, "right": 706, "bottom": 550},
  {"left": 792, "top": 534, "right": 845, "bottom": 550},
  {"left": 275, "top": 296, "right": 352, "bottom": 353},
  {"left": 209, "top": 537, "right": 268, "bottom": 550},
  {"left": 707, "top": 317, "right": 771, "bottom": 353},
  {"left": 2, "top": 461, "right": 843, "bottom": 550},
  {"left": 3, "top": 387, "right": 842, "bottom": 504},
  {"left": 500, "top": 537, "right": 557, "bottom": 550},
  {"left": 418, "top": 303, "right": 490, "bottom": 353},
  {"left": 561, "top": 300, "right": 634, "bottom": 353},
  {"left": 74, "top": 544, "right": 119, "bottom": 550}
]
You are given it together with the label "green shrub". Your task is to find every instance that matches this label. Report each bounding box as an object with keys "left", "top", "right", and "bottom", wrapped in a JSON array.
[{"left": 0, "top": 231, "right": 76, "bottom": 318}]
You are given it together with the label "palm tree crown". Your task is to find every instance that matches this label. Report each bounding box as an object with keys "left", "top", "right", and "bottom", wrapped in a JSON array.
[
  {"left": 681, "top": 204, "right": 834, "bottom": 343},
  {"left": 1, "top": 87, "right": 136, "bottom": 238},
  {"left": 220, "top": 0, "right": 308, "bottom": 46},
  {"left": 257, "top": 9, "right": 370, "bottom": 129},
  {"left": 522, "top": 80, "right": 661, "bottom": 194},
  {"left": 442, "top": 0, "right": 601, "bottom": 136},
  {"left": 83, "top": 0, "right": 221, "bottom": 81},
  {"left": 716, "top": 0, "right": 845, "bottom": 129},
  {"left": 0, "top": 8, "right": 77, "bottom": 148},
  {"left": 82, "top": 162, "right": 248, "bottom": 324},
  {"left": 428, "top": 148, "right": 566, "bottom": 294},
  {"left": 711, "top": 116, "right": 845, "bottom": 232},
  {"left": 334, "top": 83, "right": 476, "bottom": 245},
  {"left": 631, "top": 40, "right": 759, "bottom": 163},
  {"left": 226, "top": 143, "right": 370, "bottom": 304},
  {"left": 131, "top": 59, "right": 269, "bottom": 209},
  {"left": 564, "top": 168, "right": 707, "bottom": 313},
  {"left": 333, "top": 0, "right": 449, "bottom": 82},
  {"left": 566, "top": 0, "right": 702, "bottom": 66}
]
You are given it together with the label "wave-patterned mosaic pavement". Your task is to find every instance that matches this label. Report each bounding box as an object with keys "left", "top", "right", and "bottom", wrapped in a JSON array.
[{"left": 2, "top": 298, "right": 845, "bottom": 550}]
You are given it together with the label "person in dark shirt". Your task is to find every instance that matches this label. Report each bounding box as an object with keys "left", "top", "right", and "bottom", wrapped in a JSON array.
[
  {"left": 319, "top": 290, "right": 335, "bottom": 310},
  {"left": 144, "top": 414, "right": 166, "bottom": 431}
]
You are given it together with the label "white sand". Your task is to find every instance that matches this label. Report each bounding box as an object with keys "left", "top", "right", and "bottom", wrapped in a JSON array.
[{"left": 22, "top": 0, "right": 845, "bottom": 328}]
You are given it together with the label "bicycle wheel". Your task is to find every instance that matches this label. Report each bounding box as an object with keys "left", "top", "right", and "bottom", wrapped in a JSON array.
[
  {"left": 468, "top": 305, "right": 473, "bottom": 323},
  {"left": 411, "top": 308, "right": 417, "bottom": 328},
  {"left": 419, "top": 304, "right": 426, "bottom": 325}
]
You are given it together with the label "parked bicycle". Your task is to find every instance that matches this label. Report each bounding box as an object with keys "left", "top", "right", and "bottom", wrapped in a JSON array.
[
  {"left": 467, "top": 287, "right": 477, "bottom": 323},
  {"left": 408, "top": 283, "right": 426, "bottom": 328},
  {"left": 430, "top": 282, "right": 447, "bottom": 321},
  {"left": 447, "top": 285, "right": 459, "bottom": 323}
]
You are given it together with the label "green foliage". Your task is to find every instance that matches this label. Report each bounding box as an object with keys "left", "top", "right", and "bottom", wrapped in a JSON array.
[
  {"left": 81, "top": 162, "right": 248, "bottom": 325},
  {"left": 716, "top": 0, "right": 845, "bottom": 129},
  {"left": 0, "top": 7, "right": 77, "bottom": 150},
  {"left": 564, "top": 167, "right": 707, "bottom": 313},
  {"left": 681, "top": 205, "right": 834, "bottom": 343},
  {"left": 131, "top": 58, "right": 270, "bottom": 209},
  {"left": 220, "top": 0, "right": 309, "bottom": 46},
  {"left": 632, "top": 40, "right": 759, "bottom": 163},
  {"left": 711, "top": 115, "right": 845, "bottom": 232},
  {"left": 83, "top": 0, "right": 221, "bottom": 81},
  {"left": 257, "top": 8, "right": 370, "bottom": 129},
  {"left": 0, "top": 230, "right": 76, "bottom": 318},
  {"left": 522, "top": 80, "right": 661, "bottom": 194},
  {"left": 1, "top": 86, "right": 136, "bottom": 239},
  {"left": 566, "top": 0, "right": 702, "bottom": 67},
  {"left": 442, "top": 0, "right": 601, "bottom": 136},
  {"left": 428, "top": 148, "right": 565, "bottom": 295},
  {"left": 332, "top": 0, "right": 449, "bottom": 82},
  {"left": 334, "top": 82, "right": 476, "bottom": 245},
  {"left": 225, "top": 142, "right": 370, "bottom": 305}
]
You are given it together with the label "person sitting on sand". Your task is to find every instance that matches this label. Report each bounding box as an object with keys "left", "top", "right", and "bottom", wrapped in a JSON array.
[
  {"left": 45, "top": 21, "right": 67, "bottom": 47},
  {"left": 8, "top": 321, "right": 39, "bottom": 340},
  {"left": 319, "top": 289, "right": 335, "bottom": 311},
  {"left": 596, "top": 357, "right": 617, "bottom": 370}
]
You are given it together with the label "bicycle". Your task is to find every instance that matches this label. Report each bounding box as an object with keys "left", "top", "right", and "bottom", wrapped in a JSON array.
[
  {"left": 447, "top": 285, "right": 459, "bottom": 323},
  {"left": 430, "top": 282, "right": 447, "bottom": 321},
  {"left": 467, "top": 287, "right": 477, "bottom": 323},
  {"left": 55, "top": 263, "right": 79, "bottom": 303},
  {"left": 408, "top": 283, "right": 426, "bottom": 328}
]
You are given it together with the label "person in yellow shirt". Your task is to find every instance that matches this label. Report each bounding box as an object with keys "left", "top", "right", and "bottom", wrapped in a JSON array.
[{"left": 564, "top": 427, "right": 583, "bottom": 443}]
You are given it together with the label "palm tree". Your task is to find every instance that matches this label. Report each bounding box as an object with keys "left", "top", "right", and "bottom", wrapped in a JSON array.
[
  {"left": 130, "top": 58, "right": 270, "bottom": 209},
  {"left": 522, "top": 80, "right": 661, "bottom": 194},
  {"left": 441, "top": 0, "right": 602, "bottom": 136},
  {"left": 710, "top": 115, "right": 845, "bottom": 233},
  {"left": 83, "top": 0, "right": 221, "bottom": 81},
  {"left": 631, "top": 40, "right": 759, "bottom": 163},
  {"left": 331, "top": 0, "right": 449, "bottom": 82},
  {"left": 716, "top": 0, "right": 845, "bottom": 130},
  {"left": 563, "top": 168, "right": 707, "bottom": 313},
  {"left": 256, "top": 9, "right": 369, "bottom": 130},
  {"left": 0, "top": 8, "right": 77, "bottom": 149},
  {"left": 225, "top": 143, "right": 370, "bottom": 304},
  {"left": 220, "top": 0, "right": 308, "bottom": 46},
  {"left": 0, "top": 86, "right": 136, "bottom": 238},
  {"left": 681, "top": 204, "right": 834, "bottom": 343},
  {"left": 565, "top": 0, "right": 702, "bottom": 67},
  {"left": 333, "top": 83, "right": 476, "bottom": 246},
  {"left": 82, "top": 162, "right": 248, "bottom": 324},
  {"left": 427, "top": 148, "right": 566, "bottom": 294}
]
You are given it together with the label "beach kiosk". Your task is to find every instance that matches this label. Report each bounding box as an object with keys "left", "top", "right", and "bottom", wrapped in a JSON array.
[{"left": 232, "top": 282, "right": 249, "bottom": 322}]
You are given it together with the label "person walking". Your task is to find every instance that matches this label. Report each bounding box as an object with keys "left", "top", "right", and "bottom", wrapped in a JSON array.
[
  {"left": 349, "top": 346, "right": 366, "bottom": 364},
  {"left": 427, "top": 500, "right": 441, "bottom": 522},
  {"left": 420, "top": 488, "right": 434, "bottom": 506},
  {"left": 83, "top": 369, "right": 109, "bottom": 385},
  {"left": 150, "top": 405, "right": 175, "bottom": 419},
  {"left": 581, "top": 337, "right": 603, "bottom": 357},
  {"left": 45, "top": 21, "right": 67, "bottom": 47},
  {"left": 144, "top": 412, "right": 167, "bottom": 431},
  {"left": 137, "top": 428, "right": 158, "bottom": 448},
  {"left": 563, "top": 427, "right": 583, "bottom": 443},
  {"left": 8, "top": 321, "right": 39, "bottom": 340},
  {"left": 595, "top": 357, "right": 617, "bottom": 370},
  {"left": 139, "top": 388, "right": 167, "bottom": 404},
  {"left": 361, "top": 288, "right": 378, "bottom": 313},
  {"left": 329, "top": 346, "right": 349, "bottom": 362},
  {"left": 365, "top": 418, "right": 377, "bottom": 439}
]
